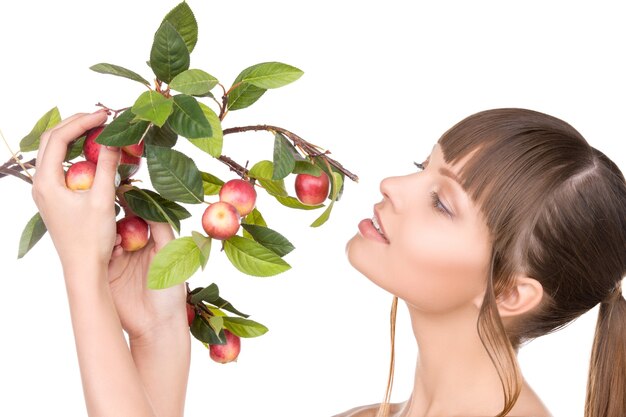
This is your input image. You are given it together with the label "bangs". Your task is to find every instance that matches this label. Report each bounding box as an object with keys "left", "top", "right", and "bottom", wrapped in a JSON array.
[{"left": 437, "top": 108, "right": 593, "bottom": 282}]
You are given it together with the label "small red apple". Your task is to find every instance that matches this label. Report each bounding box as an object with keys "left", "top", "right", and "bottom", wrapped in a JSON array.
[
  {"left": 201, "top": 201, "right": 241, "bottom": 240},
  {"left": 83, "top": 125, "right": 141, "bottom": 180},
  {"left": 209, "top": 329, "right": 241, "bottom": 364},
  {"left": 83, "top": 125, "right": 105, "bottom": 164},
  {"left": 118, "top": 151, "right": 142, "bottom": 180},
  {"left": 219, "top": 179, "right": 257, "bottom": 216},
  {"left": 65, "top": 161, "right": 97, "bottom": 190},
  {"left": 295, "top": 172, "right": 330, "bottom": 205},
  {"left": 186, "top": 303, "right": 196, "bottom": 326},
  {"left": 122, "top": 141, "right": 144, "bottom": 158},
  {"left": 116, "top": 216, "right": 150, "bottom": 251}
]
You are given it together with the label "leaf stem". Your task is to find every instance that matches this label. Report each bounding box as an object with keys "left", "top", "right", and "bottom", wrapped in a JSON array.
[
  {"left": 218, "top": 83, "right": 228, "bottom": 121},
  {"left": 222, "top": 125, "right": 359, "bottom": 182},
  {"left": 95, "top": 102, "right": 130, "bottom": 118}
]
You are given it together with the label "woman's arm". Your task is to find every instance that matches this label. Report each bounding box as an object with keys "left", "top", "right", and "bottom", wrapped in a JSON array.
[
  {"left": 32, "top": 111, "right": 168, "bottom": 416},
  {"left": 64, "top": 264, "right": 157, "bottom": 417},
  {"left": 108, "top": 220, "right": 191, "bottom": 417}
]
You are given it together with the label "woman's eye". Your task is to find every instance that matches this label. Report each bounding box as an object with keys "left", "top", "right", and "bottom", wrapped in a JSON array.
[
  {"left": 430, "top": 191, "right": 451, "bottom": 217},
  {"left": 414, "top": 161, "right": 425, "bottom": 171}
]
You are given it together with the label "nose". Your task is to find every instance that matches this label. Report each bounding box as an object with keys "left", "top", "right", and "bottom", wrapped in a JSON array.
[{"left": 379, "top": 175, "right": 409, "bottom": 211}]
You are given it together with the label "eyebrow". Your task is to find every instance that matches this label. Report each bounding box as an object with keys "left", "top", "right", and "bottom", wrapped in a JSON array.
[{"left": 438, "top": 167, "right": 461, "bottom": 184}]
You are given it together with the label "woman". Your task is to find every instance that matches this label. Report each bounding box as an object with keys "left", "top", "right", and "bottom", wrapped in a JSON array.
[
  {"left": 341, "top": 108, "right": 626, "bottom": 416},
  {"left": 33, "top": 108, "right": 625, "bottom": 417}
]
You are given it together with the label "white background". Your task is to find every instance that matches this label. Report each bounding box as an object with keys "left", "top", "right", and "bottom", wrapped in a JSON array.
[{"left": 0, "top": 1, "right": 624, "bottom": 416}]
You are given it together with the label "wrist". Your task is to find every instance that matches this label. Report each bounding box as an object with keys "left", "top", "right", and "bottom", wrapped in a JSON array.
[{"left": 128, "top": 313, "right": 190, "bottom": 347}]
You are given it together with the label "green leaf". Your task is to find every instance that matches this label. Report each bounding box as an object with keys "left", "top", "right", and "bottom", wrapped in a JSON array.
[
  {"left": 272, "top": 133, "right": 296, "bottom": 180},
  {"left": 244, "top": 208, "right": 267, "bottom": 227},
  {"left": 191, "top": 316, "right": 225, "bottom": 344},
  {"left": 310, "top": 172, "right": 343, "bottom": 227},
  {"left": 206, "top": 306, "right": 227, "bottom": 317},
  {"left": 240, "top": 224, "right": 295, "bottom": 257},
  {"left": 131, "top": 91, "right": 173, "bottom": 127},
  {"left": 186, "top": 103, "right": 223, "bottom": 157},
  {"left": 144, "top": 123, "right": 178, "bottom": 148},
  {"left": 150, "top": 20, "right": 190, "bottom": 83},
  {"left": 238, "top": 62, "right": 303, "bottom": 89},
  {"left": 146, "top": 145, "right": 204, "bottom": 204},
  {"left": 168, "top": 95, "right": 212, "bottom": 139},
  {"left": 249, "top": 160, "right": 288, "bottom": 197},
  {"left": 227, "top": 84, "right": 266, "bottom": 111},
  {"left": 292, "top": 160, "right": 322, "bottom": 176},
  {"left": 162, "top": 1, "right": 198, "bottom": 53},
  {"left": 89, "top": 63, "right": 150, "bottom": 86},
  {"left": 242, "top": 208, "right": 267, "bottom": 239},
  {"left": 223, "top": 317, "right": 269, "bottom": 338},
  {"left": 17, "top": 212, "right": 47, "bottom": 259},
  {"left": 190, "top": 283, "right": 219, "bottom": 304},
  {"left": 227, "top": 65, "right": 267, "bottom": 112},
  {"left": 208, "top": 316, "right": 225, "bottom": 336},
  {"left": 202, "top": 172, "right": 224, "bottom": 195},
  {"left": 19, "top": 107, "right": 61, "bottom": 152},
  {"left": 226, "top": 62, "right": 302, "bottom": 111},
  {"left": 123, "top": 188, "right": 191, "bottom": 234},
  {"left": 147, "top": 236, "right": 202, "bottom": 289},
  {"left": 208, "top": 297, "right": 249, "bottom": 318},
  {"left": 64, "top": 136, "right": 85, "bottom": 161},
  {"left": 191, "top": 231, "right": 212, "bottom": 270},
  {"left": 223, "top": 236, "right": 291, "bottom": 277},
  {"left": 95, "top": 109, "right": 150, "bottom": 146},
  {"left": 274, "top": 195, "right": 323, "bottom": 210},
  {"left": 170, "top": 69, "right": 218, "bottom": 95}
]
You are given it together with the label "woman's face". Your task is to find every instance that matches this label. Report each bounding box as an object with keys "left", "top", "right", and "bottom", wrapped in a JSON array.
[{"left": 346, "top": 144, "right": 492, "bottom": 313}]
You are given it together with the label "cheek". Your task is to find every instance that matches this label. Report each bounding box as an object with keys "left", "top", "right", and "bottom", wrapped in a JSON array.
[{"left": 386, "top": 220, "right": 491, "bottom": 312}]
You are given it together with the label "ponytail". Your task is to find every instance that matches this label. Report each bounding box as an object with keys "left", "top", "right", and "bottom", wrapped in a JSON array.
[{"left": 585, "top": 284, "right": 626, "bottom": 417}]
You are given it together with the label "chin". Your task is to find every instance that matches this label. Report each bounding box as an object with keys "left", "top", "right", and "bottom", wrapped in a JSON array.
[{"left": 345, "top": 233, "right": 381, "bottom": 284}]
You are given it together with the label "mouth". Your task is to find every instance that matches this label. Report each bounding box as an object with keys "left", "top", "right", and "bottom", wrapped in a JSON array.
[
  {"left": 357, "top": 206, "right": 390, "bottom": 244},
  {"left": 371, "top": 209, "right": 390, "bottom": 243}
]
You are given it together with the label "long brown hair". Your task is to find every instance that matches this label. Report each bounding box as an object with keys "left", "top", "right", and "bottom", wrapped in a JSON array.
[{"left": 378, "top": 108, "right": 626, "bottom": 416}]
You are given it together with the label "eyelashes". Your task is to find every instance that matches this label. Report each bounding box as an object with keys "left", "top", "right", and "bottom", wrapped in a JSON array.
[
  {"left": 414, "top": 160, "right": 452, "bottom": 217},
  {"left": 430, "top": 191, "right": 451, "bottom": 216},
  {"left": 414, "top": 161, "right": 425, "bottom": 171}
]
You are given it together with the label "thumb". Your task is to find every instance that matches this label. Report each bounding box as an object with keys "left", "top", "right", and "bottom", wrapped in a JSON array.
[
  {"left": 92, "top": 146, "right": 121, "bottom": 193},
  {"left": 147, "top": 220, "right": 175, "bottom": 252}
]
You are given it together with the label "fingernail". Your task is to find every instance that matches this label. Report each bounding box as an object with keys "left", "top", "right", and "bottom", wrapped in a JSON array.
[{"left": 106, "top": 146, "right": 119, "bottom": 151}]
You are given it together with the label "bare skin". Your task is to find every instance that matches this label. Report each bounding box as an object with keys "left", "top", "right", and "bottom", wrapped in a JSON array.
[
  {"left": 32, "top": 111, "right": 190, "bottom": 417},
  {"left": 342, "top": 145, "right": 551, "bottom": 417}
]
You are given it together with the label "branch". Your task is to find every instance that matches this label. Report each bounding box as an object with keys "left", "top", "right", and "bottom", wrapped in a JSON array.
[
  {"left": 0, "top": 165, "right": 33, "bottom": 184},
  {"left": 222, "top": 125, "right": 359, "bottom": 182},
  {"left": 217, "top": 155, "right": 249, "bottom": 178},
  {"left": 0, "top": 155, "right": 35, "bottom": 184}
]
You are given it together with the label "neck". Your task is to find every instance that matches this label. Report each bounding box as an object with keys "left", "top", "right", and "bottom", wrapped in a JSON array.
[{"left": 398, "top": 302, "right": 510, "bottom": 417}]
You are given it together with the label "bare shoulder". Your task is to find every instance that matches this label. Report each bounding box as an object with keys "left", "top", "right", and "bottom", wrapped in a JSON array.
[{"left": 333, "top": 403, "right": 403, "bottom": 417}]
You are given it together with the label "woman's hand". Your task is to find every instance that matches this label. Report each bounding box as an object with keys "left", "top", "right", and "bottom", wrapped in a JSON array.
[
  {"left": 31, "top": 110, "right": 118, "bottom": 276},
  {"left": 107, "top": 220, "right": 190, "bottom": 417},
  {"left": 108, "top": 220, "right": 188, "bottom": 340}
]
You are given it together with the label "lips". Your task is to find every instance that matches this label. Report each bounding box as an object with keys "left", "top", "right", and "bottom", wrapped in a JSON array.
[{"left": 357, "top": 208, "right": 389, "bottom": 244}]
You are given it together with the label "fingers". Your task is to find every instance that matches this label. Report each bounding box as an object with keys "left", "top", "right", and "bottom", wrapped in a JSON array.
[
  {"left": 36, "top": 113, "right": 88, "bottom": 165},
  {"left": 36, "top": 111, "right": 108, "bottom": 186},
  {"left": 147, "top": 221, "right": 175, "bottom": 252},
  {"left": 91, "top": 144, "right": 121, "bottom": 194}
]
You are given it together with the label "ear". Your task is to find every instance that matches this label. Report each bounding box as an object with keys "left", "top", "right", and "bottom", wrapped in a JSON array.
[{"left": 496, "top": 276, "right": 544, "bottom": 317}]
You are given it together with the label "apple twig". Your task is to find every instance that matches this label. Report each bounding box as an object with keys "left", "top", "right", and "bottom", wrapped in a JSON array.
[
  {"left": 222, "top": 125, "right": 359, "bottom": 182},
  {"left": 95, "top": 102, "right": 130, "bottom": 118}
]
